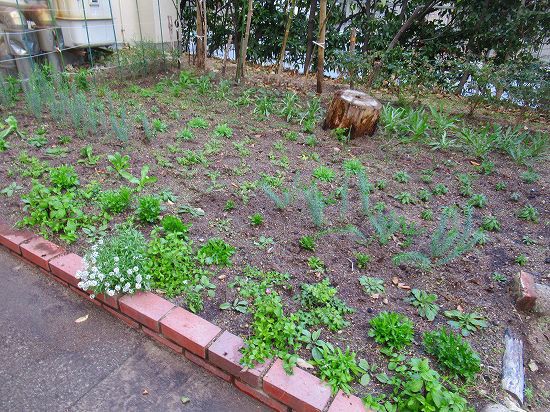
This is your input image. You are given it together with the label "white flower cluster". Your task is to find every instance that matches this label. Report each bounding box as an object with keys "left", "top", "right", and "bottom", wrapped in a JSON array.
[{"left": 76, "top": 242, "right": 151, "bottom": 298}]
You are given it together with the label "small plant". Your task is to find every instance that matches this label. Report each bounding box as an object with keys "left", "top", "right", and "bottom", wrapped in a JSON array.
[
  {"left": 393, "top": 171, "right": 410, "bottom": 183},
  {"left": 304, "top": 184, "right": 325, "bottom": 227},
  {"left": 98, "top": 187, "right": 132, "bottom": 214},
  {"left": 481, "top": 215, "right": 501, "bottom": 232},
  {"left": 417, "top": 188, "right": 432, "bottom": 202},
  {"left": 495, "top": 182, "right": 507, "bottom": 191},
  {"left": 136, "top": 195, "right": 162, "bottom": 223},
  {"left": 285, "top": 130, "right": 299, "bottom": 141},
  {"left": 515, "top": 254, "right": 528, "bottom": 266},
  {"left": 375, "top": 179, "right": 387, "bottom": 190},
  {"left": 474, "top": 229, "right": 490, "bottom": 245},
  {"left": 312, "top": 165, "right": 336, "bottom": 182},
  {"left": 474, "top": 160, "right": 495, "bottom": 175},
  {"left": 520, "top": 170, "right": 539, "bottom": 184},
  {"left": 307, "top": 256, "right": 326, "bottom": 273},
  {"left": 152, "top": 118, "right": 168, "bottom": 133},
  {"left": 119, "top": 165, "right": 158, "bottom": 191},
  {"left": 197, "top": 238, "right": 236, "bottom": 266},
  {"left": 468, "top": 193, "right": 487, "bottom": 208},
  {"left": 492, "top": 272, "right": 507, "bottom": 283},
  {"left": 249, "top": 213, "right": 264, "bottom": 226},
  {"left": 188, "top": 117, "right": 208, "bottom": 129},
  {"left": 517, "top": 204, "right": 539, "bottom": 223},
  {"left": 443, "top": 310, "right": 488, "bottom": 336},
  {"left": 214, "top": 123, "right": 233, "bottom": 138},
  {"left": 423, "top": 328, "right": 481, "bottom": 381},
  {"left": 522, "top": 235, "right": 536, "bottom": 245},
  {"left": 457, "top": 173, "right": 474, "bottom": 197},
  {"left": 395, "top": 191, "right": 415, "bottom": 205},
  {"left": 254, "top": 236, "right": 274, "bottom": 250},
  {"left": 421, "top": 209, "right": 434, "bottom": 220},
  {"left": 49, "top": 165, "right": 79, "bottom": 189},
  {"left": 432, "top": 183, "right": 448, "bottom": 196},
  {"left": 420, "top": 169, "right": 435, "bottom": 183},
  {"left": 160, "top": 215, "right": 190, "bottom": 235},
  {"left": 359, "top": 276, "right": 385, "bottom": 296},
  {"left": 369, "top": 211, "right": 401, "bottom": 245},
  {"left": 354, "top": 252, "right": 371, "bottom": 269},
  {"left": 254, "top": 94, "right": 275, "bottom": 118},
  {"left": 219, "top": 298, "right": 248, "bottom": 314},
  {"left": 406, "top": 289, "right": 439, "bottom": 321},
  {"left": 224, "top": 200, "right": 235, "bottom": 211},
  {"left": 332, "top": 127, "right": 350, "bottom": 143},
  {"left": 368, "top": 312, "right": 414, "bottom": 353},
  {"left": 510, "top": 192, "right": 521, "bottom": 202},
  {"left": 1, "top": 182, "right": 22, "bottom": 197},
  {"left": 107, "top": 152, "right": 130, "bottom": 173},
  {"left": 79, "top": 145, "right": 100, "bottom": 166},
  {"left": 299, "top": 235, "right": 316, "bottom": 251},
  {"left": 342, "top": 159, "right": 364, "bottom": 175},
  {"left": 176, "top": 128, "right": 194, "bottom": 140}
]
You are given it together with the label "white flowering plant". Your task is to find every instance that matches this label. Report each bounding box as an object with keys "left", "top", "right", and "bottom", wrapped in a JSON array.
[{"left": 76, "top": 225, "right": 150, "bottom": 298}]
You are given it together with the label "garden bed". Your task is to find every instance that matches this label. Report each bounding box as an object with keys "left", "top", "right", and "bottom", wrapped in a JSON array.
[{"left": 0, "top": 63, "right": 548, "bottom": 410}]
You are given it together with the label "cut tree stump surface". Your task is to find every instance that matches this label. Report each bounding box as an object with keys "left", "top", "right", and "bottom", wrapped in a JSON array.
[{"left": 324, "top": 89, "right": 382, "bottom": 138}]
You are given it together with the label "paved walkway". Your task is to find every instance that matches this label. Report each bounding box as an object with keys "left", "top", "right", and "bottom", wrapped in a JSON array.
[{"left": 0, "top": 249, "right": 267, "bottom": 412}]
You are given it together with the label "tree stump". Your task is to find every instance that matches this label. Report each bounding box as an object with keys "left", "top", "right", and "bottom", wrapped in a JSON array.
[{"left": 323, "top": 89, "right": 382, "bottom": 138}]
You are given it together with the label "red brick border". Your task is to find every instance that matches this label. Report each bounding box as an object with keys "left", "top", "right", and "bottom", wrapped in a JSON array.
[{"left": 0, "top": 223, "right": 371, "bottom": 412}]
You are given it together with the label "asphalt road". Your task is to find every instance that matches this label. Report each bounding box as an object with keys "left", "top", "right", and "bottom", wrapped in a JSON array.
[{"left": 0, "top": 248, "right": 267, "bottom": 412}]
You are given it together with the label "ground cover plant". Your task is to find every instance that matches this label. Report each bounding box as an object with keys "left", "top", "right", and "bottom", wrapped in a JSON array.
[{"left": 1, "top": 62, "right": 548, "bottom": 410}]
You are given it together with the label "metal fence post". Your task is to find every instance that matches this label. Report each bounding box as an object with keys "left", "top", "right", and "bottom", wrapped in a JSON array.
[
  {"left": 134, "top": 0, "right": 147, "bottom": 72},
  {"left": 80, "top": 0, "right": 94, "bottom": 68},
  {"left": 156, "top": 0, "right": 167, "bottom": 69},
  {"left": 107, "top": 0, "right": 122, "bottom": 73}
]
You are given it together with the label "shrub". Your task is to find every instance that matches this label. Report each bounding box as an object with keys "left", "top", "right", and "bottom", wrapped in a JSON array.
[
  {"left": 369, "top": 311, "right": 414, "bottom": 353},
  {"left": 423, "top": 328, "right": 481, "bottom": 381},
  {"left": 76, "top": 225, "right": 149, "bottom": 297},
  {"left": 98, "top": 187, "right": 132, "bottom": 214},
  {"left": 137, "top": 195, "right": 162, "bottom": 223}
]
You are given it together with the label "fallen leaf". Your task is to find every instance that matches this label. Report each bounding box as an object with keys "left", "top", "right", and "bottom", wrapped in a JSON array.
[
  {"left": 457, "top": 305, "right": 464, "bottom": 312},
  {"left": 180, "top": 396, "right": 190, "bottom": 405},
  {"left": 398, "top": 283, "right": 411, "bottom": 290},
  {"left": 469, "top": 160, "right": 480, "bottom": 166},
  {"left": 528, "top": 360, "right": 539, "bottom": 372},
  {"left": 371, "top": 293, "right": 380, "bottom": 299},
  {"left": 383, "top": 298, "right": 389, "bottom": 305},
  {"left": 297, "top": 358, "right": 314, "bottom": 369},
  {"left": 218, "top": 274, "right": 226, "bottom": 280},
  {"left": 142, "top": 389, "right": 149, "bottom": 395},
  {"left": 392, "top": 276, "right": 399, "bottom": 285},
  {"left": 75, "top": 314, "right": 89, "bottom": 323}
]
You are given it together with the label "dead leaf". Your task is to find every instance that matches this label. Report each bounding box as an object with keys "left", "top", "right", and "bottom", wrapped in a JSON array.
[
  {"left": 382, "top": 298, "right": 389, "bottom": 305},
  {"left": 218, "top": 274, "right": 226, "bottom": 280},
  {"left": 457, "top": 305, "right": 464, "bottom": 312},
  {"left": 180, "top": 396, "right": 190, "bottom": 405},
  {"left": 371, "top": 293, "right": 380, "bottom": 300},
  {"left": 297, "top": 358, "right": 314, "bottom": 369},
  {"left": 392, "top": 276, "right": 399, "bottom": 285},
  {"left": 469, "top": 160, "right": 480, "bottom": 166},
  {"left": 142, "top": 389, "right": 149, "bottom": 395},
  {"left": 75, "top": 314, "right": 89, "bottom": 323},
  {"left": 528, "top": 360, "right": 539, "bottom": 372},
  {"left": 398, "top": 283, "right": 411, "bottom": 290}
]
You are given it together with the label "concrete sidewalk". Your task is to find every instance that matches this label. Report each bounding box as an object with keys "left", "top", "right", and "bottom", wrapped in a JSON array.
[{"left": 0, "top": 248, "right": 268, "bottom": 412}]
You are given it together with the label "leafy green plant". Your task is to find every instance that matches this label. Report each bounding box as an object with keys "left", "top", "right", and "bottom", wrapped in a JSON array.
[
  {"left": 395, "top": 191, "right": 415, "bottom": 205},
  {"left": 1, "top": 182, "right": 22, "bottom": 197},
  {"left": 517, "top": 204, "right": 539, "bottom": 223},
  {"left": 98, "top": 187, "right": 132, "bottom": 214},
  {"left": 136, "top": 195, "right": 162, "bottom": 223},
  {"left": 152, "top": 118, "right": 168, "bottom": 133},
  {"left": 254, "top": 236, "right": 274, "bottom": 250},
  {"left": 49, "top": 165, "right": 79, "bottom": 189},
  {"left": 332, "top": 127, "right": 350, "bottom": 143},
  {"left": 369, "top": 211, "right": 401, "bottom": 245},
  {"left": 406, "top": 289, "right": 439, "bottom": 321},
  {"left": 423, "top": 328, "right": 481, "bottom": 381},
  {"left": 188, "top": 117, "right": 208, "bottom": 129},
  {"left": 214, "top": 123, "right": 233, "bottom": 138},
  {"left": 79, "top": 145, "right": 100, "bottom": 166},
  {"left": 299, "top": 235, "right": 316, "bottom": 251},
  {"left": 312, "top": 166, "right": 336, "bottom": 182},
  {"left": 220, "top": 298, "right": 248, "bottom": 314},
  {"left": 107, "top": 152, "right": 130, "bottom": 173},
  {"left": 307, "top": 256, "right": 326, "bottom": 273},
  {"left": 355, "top": 252, "right": 371, "bottom": 269},
  {"left": 432, "top": 183, "right": 448, "bottom": 196},
  {"left": 359, "top": 276, "right": 385, "bottom": 296},
  {"left": 304, "top": 184, "right": 325, "bottom": 227},
  {"left": 468, "top": 193, "right": 487, "bottom": 208},
  {"left": 443, "top": 310, "right": 488, "bottom": 336},
  {"left": 197, "top": 238, "right": 236, "bottom": 266},
  {"left": 417, "top": 188, "right": 432, "bottom": 202},
  {"left": 343, "top": 159, "right": 364, "bottom": 175},
  {"left": 515, "top": 254, "right": 528, "bottom": 266},
  {"left": 492, "top": 272, "right": 507, "bottom": 283},
  {"left": 520, "top": 170, "right": 539, "bottom": 184},
  {"left": 177, "top": 128, "right": 194, "bottom": 140},
  {"left": 249, "top": 213, "right": 264, "bottom": 226},
  {"left": 119, "top": 165, "right": 158, "bottom": 191},
  {"left": 481, "top": 215, "right": 501, "bottom": 232},
  {"left": 393, "top": 171, "right": 410, "bottom": 183},
  {"left": 369, "top": 312, "right": 414, "bottom": 353},
  {"left": 420, "top": 209, "right": 434, "bottom": 221}
]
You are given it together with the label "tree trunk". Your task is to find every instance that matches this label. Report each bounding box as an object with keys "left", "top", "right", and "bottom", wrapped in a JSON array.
[
  {"left": 323, "top": 89, "right": 382, "bottom": 137},
  {"left": 304, "top": 0, "right": 317, "bottom": 75},
  {"left": 349, "top": 27, "right": 356, "bottom": 88},
  {"left": 361, "top": 0, "right": 372, "bottom": 54},
  {"left": 222, "top": 34, "right": 232, "bottom": 76},
  {"left": 316, "top": 0, "right": 327, "bottom": 94},
  {"left": 195, "top": 0, "right": 207, "bottom": 70},
  {"left": 235, "top": 0, "right": 253, "bottom": 83},
  {"left": 455, "top": 70, "right": 470, "bottom": 95},
  {"left": 277, "top": 0, "right": 296, "bottom": 75}
]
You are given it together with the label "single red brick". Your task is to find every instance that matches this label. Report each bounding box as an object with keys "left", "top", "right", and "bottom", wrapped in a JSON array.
[
  {"left": 328, "top": 391, "right": 371, "bottom": 412},
  {"left": 234, "top": 379, "right": 289, "bottom": 412},
  {"left": 142, "top": 327, "right": 183, "bottom": 354},
  {"left": 119, "top": 292, "right": 174, "bottom": 332},
  {"left": 104, "top": 305, "right": 140, "bottom": 329},
  {"left": 184, "top": 350, "right": 232, "bottom": 382},
  {"left": 263, "top": 359, "right": 331, "bottom": 412},
  {"left": 20, "top": 237, "right": 64, "bottom": 270},
  {"left": 95, "top": 293, "right": 120, "bottom": 310},
  {"left": 515, "top": 271, "right": 538, "bottom": 311},
  {"left": 208, "top": 330, "right": 270, "bottom": 388},
  {"left": 49, "top": 253, "right": 83, "bottom": 286},
  {"left": 0, "top": 222, "right": 35, "bottom": 254},
  {"left": 160, "top": 307, "right": 221, "bottom": 358}
]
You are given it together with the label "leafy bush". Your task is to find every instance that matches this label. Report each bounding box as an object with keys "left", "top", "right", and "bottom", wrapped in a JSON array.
[
  {"left": 98, "top": 187, "right": 132, "bottom": 214},
  {"left": 76, "top": 224, "right": 149, "bottom": 297},
  {"left": 137, "top": 195, "right": 161, "bottom": 223},
  {"left": 423, "top": 328, "right": 481, "bottom": 381},
  {"left": 369, "top": 312, "right": 414, "bottom": 353},
  {"left": 197, "top": 238, "right": 235, "bottom": 266}
]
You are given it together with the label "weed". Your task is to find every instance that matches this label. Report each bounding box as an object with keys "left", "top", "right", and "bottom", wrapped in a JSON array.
[
  {"left": 492, "top": 272, "right": 507, "bottom": 283},
  {"left": 369, "top": 312, "right": 414, "bottom": 354},
  {"left": 474, "top": 160, "right": 495, "bottom": 175},
  {"left": 518, "top": 204, "right": 539, "bottom": 223},
  {"left": 299, "top": 235, "right": 316, "bottom": 251},
  {"left": 219, "top": 298, "right": 248, "bottom": 314},
  {"left": 137, "top": 195, "right": 162, "bottom": 223},
  {"left": 443, "top": 310, "right": 488, "bottom": 336},
  {"left": 214, "top": 123, "right": 233, "bottom": 138},
  {"left": 333, "top": 127, "right": 350, "bottom": 143},
  {"left": 0, "top": 182, "right": 22, "bottom": 197},
  {"left": 99, "top": 187, "right": 132, "bottom": 214},
  {"left": 481, "top": 215, "right": 501, "bottom": 231},
  {"left": 197, "top": 238, "right": 236, "bottom": 266},
  {"left": 406, "top": 289, "right": 439, "bottom": 321},
  {"left": 355, "top": 252, "right": 371, "bottom": 269},
  {"left": 359, "top": 276, "right": 385, "bottom": 296},
  {"left": 307, "top": 256, "right": 326, "bottom": 273},
  {"left": 515, "top": 254, "right": 528, "bottom": 266}
]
